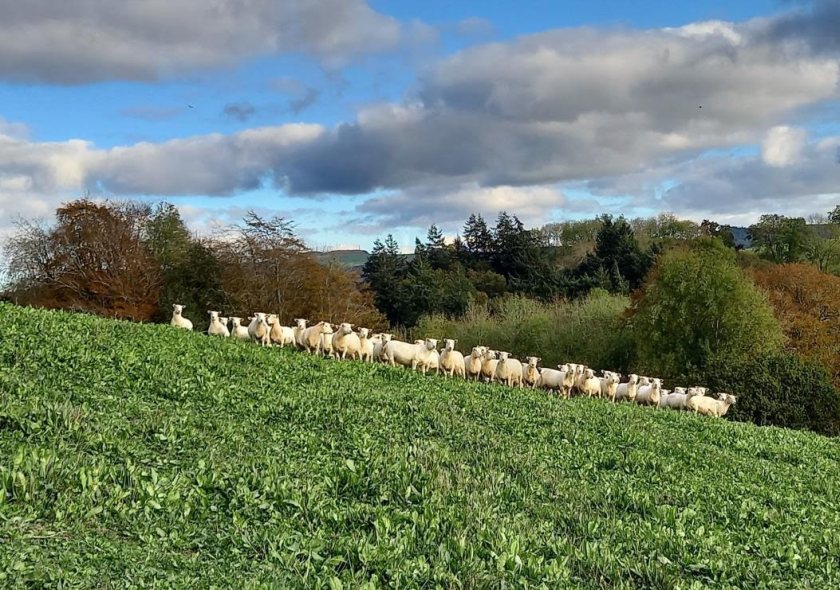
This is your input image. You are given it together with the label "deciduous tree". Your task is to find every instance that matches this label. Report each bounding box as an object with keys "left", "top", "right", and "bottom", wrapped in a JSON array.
[{"left": 631, "top": 238, "right": 784, "bottom": 379}]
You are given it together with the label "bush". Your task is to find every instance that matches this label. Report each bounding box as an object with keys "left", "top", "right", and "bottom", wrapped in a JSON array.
[
  {"left": 751, "top": 263, "right": 840, "bottom": 390},
  {"left": 706, "top": 352, "right": 840, "bottom": 437},
  {"left": 631, "top": 238, "right": 784, "bottom": 379},
  {"left": 415, "top": 290, "right": 633, "bottom": 372}
]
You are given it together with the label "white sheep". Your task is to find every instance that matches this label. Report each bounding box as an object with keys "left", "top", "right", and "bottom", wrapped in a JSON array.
[
  {"left": 381, "top": 338, "right": 417, "bottom": 368},
  {"left": 248, "top": 313, "right": 271, "bottom": 346},
  {"left": 207, "top": 311, "right": 229, "bottom": 337},
  {"left": 636, "top": 378, "right": 663, "bottom": 407},
  {"left": 267, "top": 314, "right": 295, "bottom": 347},
  {"left": 412, "top": 338, "right": 439, "bottom": 374},
  {"left": 580, "top": 368, "right": 602, "bottom": 398},
  {"left": 659, "top": 386, "right": 702, "bottom": 410},
  {"left": 494, "top": 352, "right": 524, "bottom": 388},
  {"left": 299, "top": 321, "right": 331, "bottom": 354},
  {"left": 539, "top": 365, "right": 574, "bottom": 398},
  {"left": 428, "top": 349, "right": 440, "bottom": 374},
  {"left": 439, "top": 339, "right": 466, "bottom": 379},
  {"left": 614, "top": 374, "right": 640, "bottom": 402},
  {"left": 229, "top": 317, "right": 250, "bottom": 341},
  {"left": 372, "top": 333, "right": 392, "bottom": 362},
  {"left": 688, "top": 392, "right": 737, "bottom": 418},
  {"left": 466, "top": 346, "right": 486, "bottom": 381},
  {"left": 170, "top": 304, "right": 193, "bottom": 330},
  {"left": 358, "top": 329, "right": 376, "bottom": 362},
  {"left": 332, "top": 323, "right": 362, "bottom": 360},
  {"left": 523, "top": 357, "right": 541, "bottom": 389},
  {"left": 480, "top": 350, "right": 500, "bottom": 383},
  {"left": 572, "top": 364, "right": 589, "bottom": 396},
  {"left": 293, "top": 319, "right": 308, "bottom": 349},
  {"left": 599, "top": 370, "right": 621, "bottom": 402},
  {"left": 382, "top": 338, "right": 437, "bottom": 372},
  {"left": 321, "top": 325, "right": 336, "bottom": 358}
]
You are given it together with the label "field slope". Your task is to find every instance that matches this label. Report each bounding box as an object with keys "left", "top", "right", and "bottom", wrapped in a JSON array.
[{"left": 0, "top": 303, "right": 839, "bottom": 588}]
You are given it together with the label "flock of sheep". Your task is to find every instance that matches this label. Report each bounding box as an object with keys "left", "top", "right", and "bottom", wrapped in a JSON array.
[{"left": 170, "top": 304, "right": 737, "bottom": 419}]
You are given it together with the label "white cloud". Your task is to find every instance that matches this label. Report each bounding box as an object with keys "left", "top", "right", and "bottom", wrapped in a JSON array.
[
  {"left": 659, "top": 135, "right": 840, "bottom": 214},
  {"left": 671, "top": 20, "right": 743, "bottom": 45},
  {"left": 0, "top": 117, "right": 29, "bottom": 140},
  {"left": 3, "top": 8, "right": 840, "bottom": 236},
  {"left": 761, "top": 125, "right": 807, "bottom": 167},
  {"left": 0, "top": 0, "right": 406, "bottom": 83},
  {"left": 356, "top": 183, "right": 566, "bottom": 228}
]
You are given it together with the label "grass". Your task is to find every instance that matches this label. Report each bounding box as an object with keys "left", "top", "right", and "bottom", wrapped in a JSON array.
[{"left": 0, "top": 303, "right": 839, "bottom": 588}]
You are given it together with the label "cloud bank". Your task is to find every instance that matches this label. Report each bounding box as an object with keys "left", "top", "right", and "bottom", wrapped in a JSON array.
[
  {"left": 0, "top": 0, "right": 405, "bottom": 83},
  {"left": 2, "top": 3, "right": 840, "bottom": 233}
]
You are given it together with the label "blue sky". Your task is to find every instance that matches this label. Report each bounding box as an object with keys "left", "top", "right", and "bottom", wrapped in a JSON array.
[{"left": 1, "top": 0, "right": 838, "bottom": 252}]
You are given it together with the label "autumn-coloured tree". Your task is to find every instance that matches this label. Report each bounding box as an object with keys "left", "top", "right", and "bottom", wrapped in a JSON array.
[
  {"left": 3, "top": 199, "right": 160, "bottom": 321},
  {"left": 752, "top": 263, "right": 840, "bottom": 389},
  {"left": 213, "top": 212, "right": 386, "bottom": 328}
]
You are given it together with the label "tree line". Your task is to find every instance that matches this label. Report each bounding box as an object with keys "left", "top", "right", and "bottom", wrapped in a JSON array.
[
  {"left": 362, "top": 208, "right": 840, "bottom": 330},
  {"left": 1, "top": 199, "right": 385, "bottom": 331},
  {"left": 362, "top": 211, "right": 737, "bottom": 328}
]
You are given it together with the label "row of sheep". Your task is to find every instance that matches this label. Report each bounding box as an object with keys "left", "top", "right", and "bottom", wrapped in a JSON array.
[{"left": 169, "top": 304, "right": 736, "bottom": 419}]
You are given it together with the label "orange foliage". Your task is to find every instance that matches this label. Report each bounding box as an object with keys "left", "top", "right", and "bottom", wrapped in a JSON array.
[
  {"left": 4, "top": 199, "right": 160, "bottom": 321},
  {"left": 752, "top": 263, "right": 840, "bottom": 388},
  {"left": 211, "top": 213, "right": 386, "bottom": 330}
]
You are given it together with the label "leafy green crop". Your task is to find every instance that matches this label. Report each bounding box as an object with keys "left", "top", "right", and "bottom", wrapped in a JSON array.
[{"left": 0, "top": 303, "right": 838, "bottom": 588}]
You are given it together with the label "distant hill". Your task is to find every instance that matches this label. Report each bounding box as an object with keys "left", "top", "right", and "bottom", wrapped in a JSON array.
[
  {"left": 312, "top": 249, "right": 415, "bottom": 271},
  {"left": 311, "top": 249, "right": 371, "bottom": 269}
]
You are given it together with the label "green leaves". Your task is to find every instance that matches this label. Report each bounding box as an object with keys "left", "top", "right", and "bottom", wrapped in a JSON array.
[{"left": 0, "top": 302, "right": 839, "bottom": 587}]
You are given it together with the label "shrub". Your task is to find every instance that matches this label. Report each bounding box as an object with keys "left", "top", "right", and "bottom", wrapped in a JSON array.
[
  {"left": 631, "top": 238, "right": 784, "bottom": 379},
  {"left": 706, "top": 352, "right": 840, "bottom": 437},
  {"left": 751, "top": 263, "right": 840, "bottom": 389},
  {"left": 415, "top": 290, "right": 633, "bottom": 372}
]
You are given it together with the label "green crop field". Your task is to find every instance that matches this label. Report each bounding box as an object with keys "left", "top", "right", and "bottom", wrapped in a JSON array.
[{"left": 1, "top": 303, "right": 839, "bottom": 588}]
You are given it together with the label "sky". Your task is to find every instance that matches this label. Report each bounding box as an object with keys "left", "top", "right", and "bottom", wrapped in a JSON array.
[{"left": 1, "top": 0, "right": 839, "bottom": 252}]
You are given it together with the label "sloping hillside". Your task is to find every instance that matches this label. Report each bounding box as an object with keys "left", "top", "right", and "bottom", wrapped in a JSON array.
[{"left": 0, "top": 304, "right": 838, "bottom": 588}]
